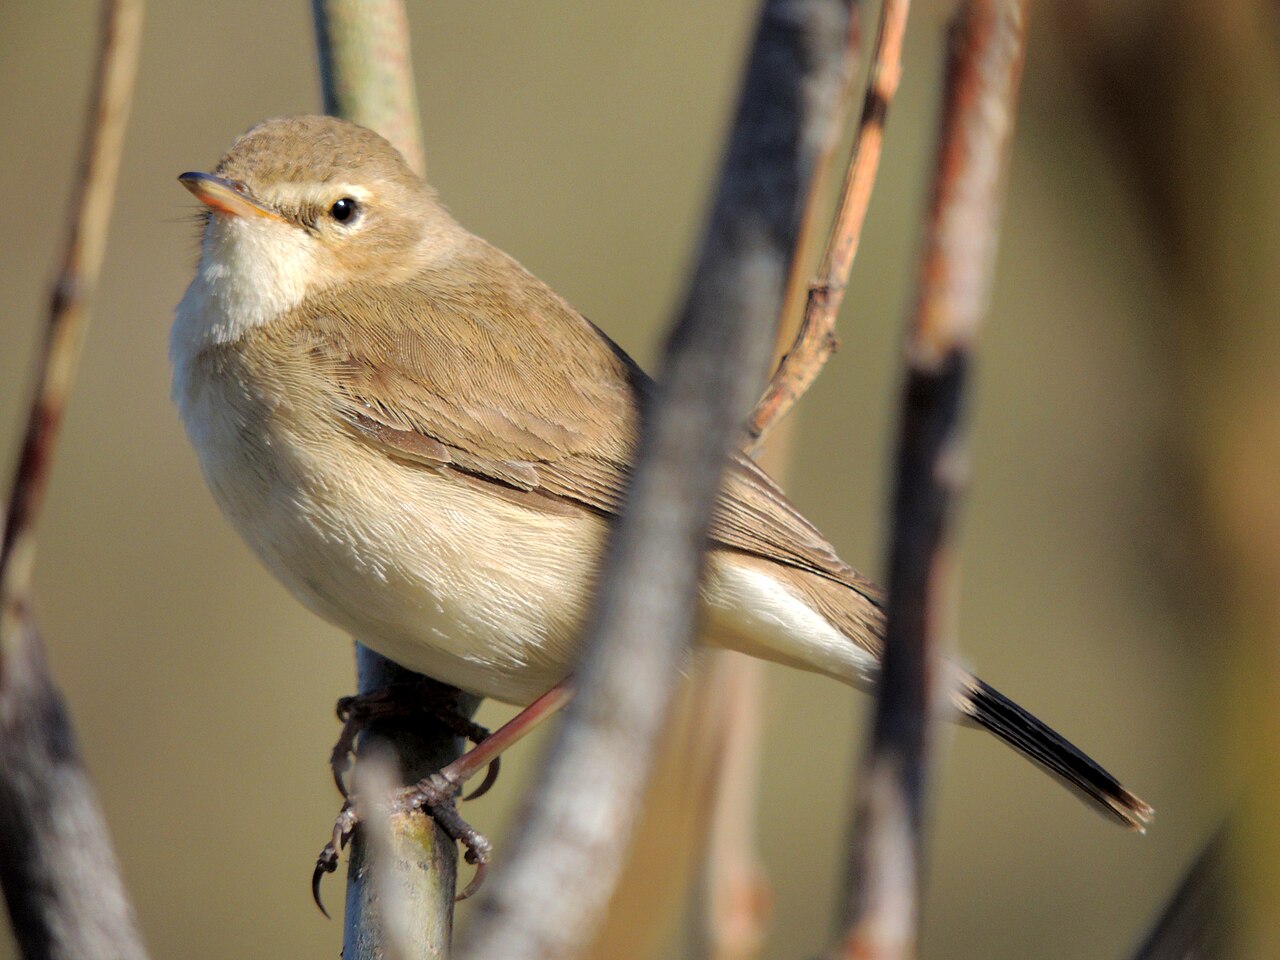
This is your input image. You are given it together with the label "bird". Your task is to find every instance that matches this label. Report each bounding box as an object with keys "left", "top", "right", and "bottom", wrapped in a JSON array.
[{"left": 171, "top": 114, "right": 1152, "bottom": 835}]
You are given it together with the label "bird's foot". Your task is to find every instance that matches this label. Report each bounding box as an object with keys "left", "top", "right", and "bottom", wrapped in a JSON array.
[
  {"left": 312, "top": 771, "right": 494, "bottom": 914},
  {"left": 329, "top": 680, "right": 500, "bottom": 800},
  {"left": 313, "top": 679, "right": 575, "bottom": 915}
]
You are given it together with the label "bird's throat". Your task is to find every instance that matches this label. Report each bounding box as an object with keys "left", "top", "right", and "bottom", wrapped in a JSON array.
[{"left": 173, "top": 216, "right": 316, "bottom": 354}]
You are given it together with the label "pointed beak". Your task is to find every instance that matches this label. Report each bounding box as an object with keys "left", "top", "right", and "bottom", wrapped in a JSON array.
[{"left": 178, "top": 171, "right": 284, "bottom": 222}]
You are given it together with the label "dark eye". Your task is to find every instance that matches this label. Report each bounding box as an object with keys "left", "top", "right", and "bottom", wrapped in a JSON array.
[{"left": 329, "top": 197, "right": 359, "bottom": 223}]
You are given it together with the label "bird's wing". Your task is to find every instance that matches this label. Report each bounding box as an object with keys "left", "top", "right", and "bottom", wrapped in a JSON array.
[{"left": 285, "top": 265, "right": 879, "bottom": 597}]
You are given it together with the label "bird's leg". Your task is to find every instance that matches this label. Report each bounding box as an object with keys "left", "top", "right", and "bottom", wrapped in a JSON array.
[
  {"left": 314, "top": 679, "right": 574, "bottom": 909},
  {"left": 329, "top": 677, "right": 497, "bottom": 798}
]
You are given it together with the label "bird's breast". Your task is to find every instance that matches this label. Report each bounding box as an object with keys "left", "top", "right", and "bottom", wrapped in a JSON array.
[{"left": 171, "top": 338, "right": 605, "bottom": 704}]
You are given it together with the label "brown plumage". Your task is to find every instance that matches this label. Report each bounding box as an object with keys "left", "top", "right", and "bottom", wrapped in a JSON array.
[{"left": 172, "top": 115, "right": 1152, "bottom": 831}]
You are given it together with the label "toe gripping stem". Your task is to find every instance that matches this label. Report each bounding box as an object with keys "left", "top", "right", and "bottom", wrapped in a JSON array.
[
  {"left": 314, "top": 679, "right": 573, "bottom": 914},
  {"left": 316, "top": 681, "right": 499, "bottom": 916},
  {"left": 313, "top": 770, "right": 494, "bottom": 916}
]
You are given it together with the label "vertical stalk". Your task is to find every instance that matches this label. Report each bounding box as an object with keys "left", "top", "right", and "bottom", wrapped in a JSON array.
[
  {"left": 455, "top": 2, "right": 858, "bottom": 958},
  {"left": 310, "top": 3, "right": 473, "bottom": 956},
  {"left": 830, "top": 2, "right": 1030, "bottom": 957},
  {"left": 0, "top": 1, "right": 149, "bottom": 958}
]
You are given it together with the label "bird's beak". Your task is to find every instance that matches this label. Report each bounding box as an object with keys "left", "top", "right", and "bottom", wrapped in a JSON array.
[{"left": 178, "top": 171, "right": 284, "bottom": 222}]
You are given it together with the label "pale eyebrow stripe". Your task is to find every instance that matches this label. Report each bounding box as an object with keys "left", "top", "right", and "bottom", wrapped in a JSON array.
[{"left": 267, "top": 182, "right": 373, "bottom": 208}]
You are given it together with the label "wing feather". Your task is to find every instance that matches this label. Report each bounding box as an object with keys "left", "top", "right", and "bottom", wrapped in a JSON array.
[{"left": 278, "top": 249, "right": 878, "bottom": 602}]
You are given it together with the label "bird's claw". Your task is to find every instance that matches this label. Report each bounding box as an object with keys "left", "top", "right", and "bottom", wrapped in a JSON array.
[
  {"left": 312, "top": 801, "right": 358, "bottom": 917},
  {"left": 311, "top": 773, "right": 493, "bottom": 914},
  {"left": 392, "top": 773, "right": 493, "bottom": 900}
]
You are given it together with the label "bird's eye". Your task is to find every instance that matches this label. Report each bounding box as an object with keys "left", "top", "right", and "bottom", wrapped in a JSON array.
[{"left": 329, "top": 197, "right": 359, "bottom": 224}]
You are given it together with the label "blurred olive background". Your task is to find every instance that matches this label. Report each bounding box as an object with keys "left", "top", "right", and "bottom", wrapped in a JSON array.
[{"left": 2, "top": 0, "right": 1267, "bottom": 957}]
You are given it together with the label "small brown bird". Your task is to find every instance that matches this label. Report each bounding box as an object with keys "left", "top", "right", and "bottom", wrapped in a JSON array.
[{"left": 172, "top": 115, "right": 1152, "bottom": 830}]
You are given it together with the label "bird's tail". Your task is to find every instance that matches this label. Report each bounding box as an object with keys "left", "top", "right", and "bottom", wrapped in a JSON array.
[{"left": 961, "top": 677, "right": 1154, "bottom": 831}]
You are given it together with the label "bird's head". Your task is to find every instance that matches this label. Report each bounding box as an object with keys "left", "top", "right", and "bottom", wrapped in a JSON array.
[{"left": 178, "top": 115, "right": 457, "bottom": 336}]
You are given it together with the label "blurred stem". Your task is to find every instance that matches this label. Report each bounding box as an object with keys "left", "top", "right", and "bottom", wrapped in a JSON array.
[
  {"left": 831, "top": 1, "right": 1029, "bottom": 957},
  {"left": 0, "top": 0, "right": 149, "bottom": 958},
  {"left": 455, "top": 3, "right": 858, "bottom": 958},
  {"left": 312, "top": 0, "right": 427, "bottom": 176},
  {"left": 748, "top": 0, "right": 912, "bottom": 452},
  {"left": 1, "top": 0, "right": 143, "bottom": 597},
  {"left": 582, "top": 657, "right": 769, "bottom": 960},
  {"left": 696, "top": 654, "right": 772, "bottom": 960},
  {"left": 310, "top": 3, "right": 472, "bottom": 956},
  {"left": 585, "top": 1, "right": 870, "bottom": 953}
]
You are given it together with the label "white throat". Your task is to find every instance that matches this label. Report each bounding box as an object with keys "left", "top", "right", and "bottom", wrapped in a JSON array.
[{"left": 171, "top": 216, "right": 315, "bottom": 363}]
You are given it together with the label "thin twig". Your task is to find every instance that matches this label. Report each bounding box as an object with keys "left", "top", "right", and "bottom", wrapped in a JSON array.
[
  {"left": 747, "top": 0, "right": 912, "bottom": 451},
  {"left": 829, "top": 2, "right": 1030, "bottom": 958},
  {"left": 0, "top": 0, "right": 143, "bottom": 595},
  {"left": 0, "top": 1, "right": 148, "bottom": 958},
  {"left": 455, "top": 3, "right": 857, "bottom": 959},
  {"left": 691, "top": 4, "right": 873, "bottom": 945},
  {"left": 582, "top": 660, "right": 763, "bottom": 960},
  {"left": 689, "top": 13, "right": 871, "bottom": 939},
  {"left": 771, "top": 2, "right": 865, "bottom": 357},
  {"left": 692, "top": 4, "right": 869, "bottom": 950},
  {"left": 699, "top": 655, "right": 773, "bottom": 960}
]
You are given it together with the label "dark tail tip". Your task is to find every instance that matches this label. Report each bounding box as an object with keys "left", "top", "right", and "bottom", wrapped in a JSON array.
[{"left": 964, "top": 678, "right": 1154, "bottom": 831}]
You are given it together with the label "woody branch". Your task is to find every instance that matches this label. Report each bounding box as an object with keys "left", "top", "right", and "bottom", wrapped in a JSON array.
[
  {"left": 0, "top": 1, "right": 149, "bottom": 958},
  {"left": 828, "top": 2, "right": 1030, "bottom": 957},
  {"left": 455, "top": 2, "right": 858, "bottom": 959}
]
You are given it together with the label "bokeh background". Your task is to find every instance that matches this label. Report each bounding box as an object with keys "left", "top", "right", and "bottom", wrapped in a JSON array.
[{"left": 4, "top": 0, "right": 1275, "bottom": 956}]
